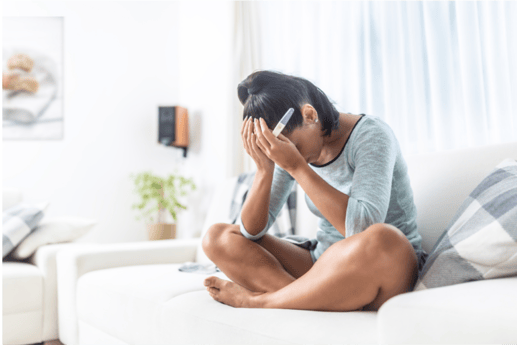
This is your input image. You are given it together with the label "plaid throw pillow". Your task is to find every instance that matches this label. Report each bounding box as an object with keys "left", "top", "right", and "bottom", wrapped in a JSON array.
[
  {"left": 415, "top": 158, "right": 517, "bottom": 290},
  {"left": 229, "top": 170, "right": 297, "bottom": 238},
  {"left": 3, "top": 202, "right": 49, "bottom": 259}
]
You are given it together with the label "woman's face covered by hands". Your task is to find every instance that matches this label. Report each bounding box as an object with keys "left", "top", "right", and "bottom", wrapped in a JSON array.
[{"left": 252, "top": 104, "right": 325, "bottom": 173}]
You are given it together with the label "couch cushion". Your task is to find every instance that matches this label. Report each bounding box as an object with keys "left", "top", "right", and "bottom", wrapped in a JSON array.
[
  {"left": 77, "top": 263, "right": 377, "bottom": 345},
  {"left": 11, "top": 216, "right": 97, "bottom": 259},
  {"left": 157, "top": 291, "right": 377, "bottom": 345},
  {"left": 378, "top": 277, "right": 517, "bottom": 344},
  {"left": 76, "top": 263, "right": 231, "bottom": 345},
  {"left": 2, "top": 262, "right": 44, "bottom": 344},
  {"left": 2, "top": 262, "right": 43, "bottom": 314}
]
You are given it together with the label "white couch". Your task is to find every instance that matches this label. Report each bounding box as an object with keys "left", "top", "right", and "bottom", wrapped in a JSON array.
[
  {"left": 2, "top": 189, "right": 92, "bottom": 345},
  {"left": 56, "top": 141, "right": 517, "bottom": 345}
]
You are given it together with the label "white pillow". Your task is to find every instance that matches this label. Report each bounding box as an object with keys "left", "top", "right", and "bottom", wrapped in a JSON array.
[{"left": 10, "top": 216, "right": 97, "bottom": 259}]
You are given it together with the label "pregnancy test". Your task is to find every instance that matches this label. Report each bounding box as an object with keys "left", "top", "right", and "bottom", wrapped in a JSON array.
[{"left": 272, "top": 108, "right": 294, "bottom": 137}]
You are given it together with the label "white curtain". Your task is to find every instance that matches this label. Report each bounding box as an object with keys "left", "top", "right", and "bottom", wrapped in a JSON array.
[
  {"left": 232, "top": 1, "right": 262, "bottom": 176},
  {"left": 232, "top": 1, "right": 516, "bottom": 168}
]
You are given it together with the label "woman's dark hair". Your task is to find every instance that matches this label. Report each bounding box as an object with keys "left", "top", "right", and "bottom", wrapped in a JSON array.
[{"left": 237, "top": 70, "right": 340, "bottom": 137}]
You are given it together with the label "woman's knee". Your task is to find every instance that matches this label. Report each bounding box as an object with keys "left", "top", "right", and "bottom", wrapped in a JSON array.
[
  {"left": 365, "top": 223, "right": 408, "bottom": 252},
  {"left": 365, "top": 224, "right": 419, "bottom": 295},
  {"left": 331, "top": 223, "right": 412, "bottom": 265},
  {"left": 201, "top": 223, "right": 237, "bottom": 259},
  {"left": 364, "top": 223, "right": 418, "bottom": 269}
]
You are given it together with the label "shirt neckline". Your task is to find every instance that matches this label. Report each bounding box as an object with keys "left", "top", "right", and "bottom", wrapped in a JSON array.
[{"left": 309, "top": 114, "right": 365, "bottom": 168}]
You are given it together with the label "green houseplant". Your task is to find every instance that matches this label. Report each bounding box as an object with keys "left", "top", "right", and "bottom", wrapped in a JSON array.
[{"left": 130, "top": 171, "right": 196, "bottom": 240}]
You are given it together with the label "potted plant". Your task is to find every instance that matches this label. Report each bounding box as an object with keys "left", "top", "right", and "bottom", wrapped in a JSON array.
[{"left": 130, "top": 171, "right": 196, "bottom": 240}]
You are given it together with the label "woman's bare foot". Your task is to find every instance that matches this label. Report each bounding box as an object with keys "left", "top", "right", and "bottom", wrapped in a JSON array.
[{"left": 204, "top": 276, "right": 266, "bottom": 308}]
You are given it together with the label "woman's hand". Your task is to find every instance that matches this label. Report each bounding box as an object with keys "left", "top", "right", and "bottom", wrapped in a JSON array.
[
  {"left": 254, "top": 118, "right": 306, "bottom": 174},
  {"left": 241, "top": 116, "right": 275, "bottom": 174}
]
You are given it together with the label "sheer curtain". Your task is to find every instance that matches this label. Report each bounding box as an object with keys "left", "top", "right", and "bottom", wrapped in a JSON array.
[
  {"left": 234, "top": 1, "right": 517, "bottom": 173},
  {"left": 232, "top": 1, "right": 263, "bottom": 175}
]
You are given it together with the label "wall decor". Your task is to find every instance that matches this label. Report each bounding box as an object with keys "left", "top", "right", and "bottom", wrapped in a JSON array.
[
  {"left": 2, "top": 17, "right": 64, "bottom": 140},
  {"left": 158, "top": 106, "right": 190, "bottom": 157}
]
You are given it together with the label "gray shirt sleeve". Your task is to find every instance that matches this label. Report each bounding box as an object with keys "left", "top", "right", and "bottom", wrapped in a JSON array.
[
  {"left": 238, "top": 165, "right": 295, "bottom": 240},
  {"left": 345, "top": 120, "right": 398, "bottom": 238}
]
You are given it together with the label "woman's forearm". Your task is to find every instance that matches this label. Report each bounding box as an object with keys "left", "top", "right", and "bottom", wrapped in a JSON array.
[
  {"left": 240, "top": 169, "right": 273, "bottom": 236},
  {"left": 290, "top": 164, "right": 350, "bottom": 237}
]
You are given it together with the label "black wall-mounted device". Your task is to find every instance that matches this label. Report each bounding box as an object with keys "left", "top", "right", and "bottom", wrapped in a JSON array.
[{"left": 158, "top": 106, "right": 189, "bottom": 157}]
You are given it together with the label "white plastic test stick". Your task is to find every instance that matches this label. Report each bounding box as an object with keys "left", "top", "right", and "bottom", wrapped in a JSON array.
[{"left": 272, "top": 108, "right": 294, "bottom": 137}]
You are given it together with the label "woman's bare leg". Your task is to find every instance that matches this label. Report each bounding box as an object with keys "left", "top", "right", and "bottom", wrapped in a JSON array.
[
  {"left": 205, "top": 223, "right": 418, "bottom": 312},
  {"left": 202, "top": 223, "right": 314, "bottom": 293}
]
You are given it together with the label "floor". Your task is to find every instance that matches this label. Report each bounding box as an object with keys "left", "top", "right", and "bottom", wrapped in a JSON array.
[{"left": 42, "top": 341, "right": 65, "bottom": 345}]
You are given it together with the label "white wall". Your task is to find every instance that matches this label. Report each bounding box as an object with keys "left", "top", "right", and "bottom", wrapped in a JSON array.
[{"left": 2, "top": 1, "right": 235, "bottom": 242}]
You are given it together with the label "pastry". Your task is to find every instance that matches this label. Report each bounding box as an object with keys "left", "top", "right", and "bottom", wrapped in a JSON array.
[
  {"left": 7, "top": 53, "right": 35, "bottom": 72},
  {"left": 2, "top": 71, "right": 20, "bottom": 89},
  {"left": 2, "top": 71, "right": 39, "bottom": 93},
  {"left": 15, "top": 76, "right": 39, "bottom": 93}
]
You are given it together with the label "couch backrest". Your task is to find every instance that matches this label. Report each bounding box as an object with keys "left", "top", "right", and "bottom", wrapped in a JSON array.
[
  {"left": 296, "top": 142, "right": 517, "bottom": 252},
  {"left": 295, "top": 141, "right": 517, "bottom": 253},
  {"left": 404, "top": 141, "right": 517, "bottom": 253},
  {"left": 198, "top": 141, "right": 517, "bottom": 262}
]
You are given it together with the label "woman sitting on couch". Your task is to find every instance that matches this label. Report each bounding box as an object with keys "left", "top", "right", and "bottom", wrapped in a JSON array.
[{"left": 202, "top": 70, "right": 427, "bottom": 312}]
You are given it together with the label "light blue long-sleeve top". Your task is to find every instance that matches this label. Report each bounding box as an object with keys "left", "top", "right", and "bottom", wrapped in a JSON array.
[{"left": 238, "top": 114, "right": 423, "bottom": 262}]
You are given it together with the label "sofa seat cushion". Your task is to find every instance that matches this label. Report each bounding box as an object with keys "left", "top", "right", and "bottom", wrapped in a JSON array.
[
  {"left": 378, "top": 276, "right": 517, "bottom": 344},
  {"left": 76, "top": 263, "right": 231, "bottom": 345},
  {"left": 2, "top": 262, "right": 44, "bottom": 344},
  {"left": 77, "top": 263, "right": 378, "bottom": 345},
  {"left": 2, "top": 262, "right": 43, "bottom": 314},
  {"left": 157, "top": 291, "right": 378, "bottom": 345}
]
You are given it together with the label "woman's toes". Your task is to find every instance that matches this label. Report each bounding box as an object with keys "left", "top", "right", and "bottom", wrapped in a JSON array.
[
  {"left": 207, "top": 287, "right": 222, "bottom": 302},
  {"left": 204, "top": 276, "right": 217, "bottom": 288},
  {"left": 207, "top": 286, "right": 219, "bottom": 295},
  {"left": 204, "top": 276, "right": 223, "bottom": 289}
]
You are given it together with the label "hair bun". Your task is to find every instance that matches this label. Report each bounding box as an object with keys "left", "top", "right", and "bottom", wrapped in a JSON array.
[
  {"left": 249, "top": 73, "right": 270, "bottom": 95},
  {"left": 237, "top": 83, "right": 250, "bottom": 104},
  {"left": 247, "top": 85, "right": 258, "bottom": 95},
  {"left": 237, "top": 71, "right": 273, "bottom": 105}
]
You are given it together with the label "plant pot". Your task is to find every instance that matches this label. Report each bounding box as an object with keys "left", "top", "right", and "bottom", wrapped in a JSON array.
[{"left": 146, "top": 223, "right": 176, "bottom": 241}]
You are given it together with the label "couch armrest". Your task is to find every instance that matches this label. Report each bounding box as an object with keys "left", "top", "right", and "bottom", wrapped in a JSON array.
[
  {"left": 56, "top": 238, "right": 200, "bottom": 345},
  {"left": 377, "top": 277, "right": 517, "bottom": 344},
  {"left": 29, "top": 242, "right": 94, "bottom": 341}
]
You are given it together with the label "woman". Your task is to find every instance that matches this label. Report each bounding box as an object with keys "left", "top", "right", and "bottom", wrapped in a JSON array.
[{"left": 202, "top": 70, "right": 427, "bottom": 312}]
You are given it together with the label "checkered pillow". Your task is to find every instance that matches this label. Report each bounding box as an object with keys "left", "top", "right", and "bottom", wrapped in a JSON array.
[
  {"left": 415, "top": 158, "right": 517, "bottom": 290},
  {"left": 3, "top": 202, "right": 49, "bottom": 259}
]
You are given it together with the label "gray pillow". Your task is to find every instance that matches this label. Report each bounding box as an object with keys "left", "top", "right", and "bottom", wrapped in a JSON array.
[
  {"left": 414, "top": 159, "right": 517, "bottom": 290},
  {"left": 2, "top": 202, "right": 49, "bottom": 259}
]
